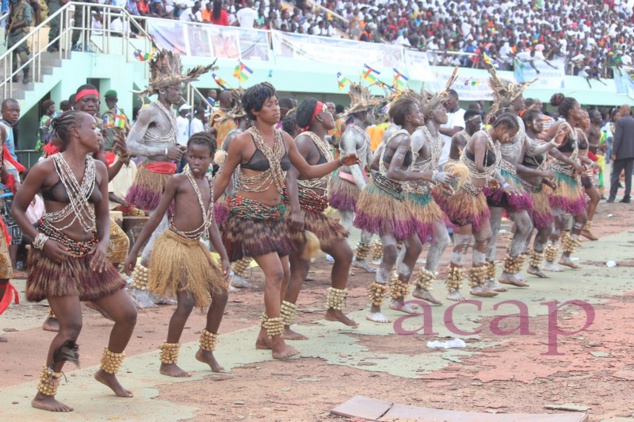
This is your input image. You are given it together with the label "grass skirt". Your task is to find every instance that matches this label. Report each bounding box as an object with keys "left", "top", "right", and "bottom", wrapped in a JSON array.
[
  {"left": 406, "top": 192, "right": 449, "bottom": 243},
  {"left": 353, "top": 178, "right": 416, "bottom": 242},
  {"left": 0, "top": 221, "right": 12, "bottom": 280},
  {"left": 107, "top": 218, "right": 129, "bottom": 266},
  {"left": 148, "top": 230, "right": 226, "bottom": 308},
  {"left": 329, "top": 169, "right": 359, "bottom": 212},
  {"left": 549, "top": 171, "right": 587, "bottom": 216},
  {"left": 223, "top": 195, "right": 293, "bottom": 262},
  {"left": 432, "top": 185, "right": 490, "bottom": 231},
  {"left": 126, "top": 164, "right": 172, "bottom": 211},
  {"left": 287, "top": 188, "right": 348, "bottom": 250},
  {"left": 26, "top": 228, "right": 125, "bottom": 302},
  {"left": 528, "top": 186, "right": 554, "bottom": 229},
  {"left": 483, "top": 170, "right": 533, "bottom": 211}
]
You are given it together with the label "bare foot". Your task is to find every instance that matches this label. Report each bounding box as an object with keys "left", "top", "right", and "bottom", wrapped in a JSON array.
[
  {"left": 447, "top": 290, "right": 466, "bottom": 302},
  {"left": 470, "top": 286, "right": 499, "bottom": 297},
  {"left": 255, "top": 328, "right": 272, "bottom": 350},
  {"left": 389, "top": 299, "right": 421, "bottom": 315},
  {"left": 324, "top": 309, "right": 359, "bottom": 327},
  {"left": 159, "top": 363, "right": 191, "bottom": 378},
  {"left": 31, "top": 392, "right": 73, "bottom": 412},
  {"left": 85, "top": 302, "right": 114, "bottom": 321},
  {"left": 366, "top": 312, "right": 390, "bottom": 323},
  {"left": 42, "top": 317, "right": 60, "bottom": 333},
  {"left": 94, "top": 369, "right": 134, "bottom": 397},
  {"left": 0, "top": 335, "right": 7, "bottom": 342},
  {"left": 195, "top": 349, "right": 225, "bottom": 372},
  {"left": 270, "top": 337, "right": 300, "bottom": 360},
  {"left": 352, "top": 259, "right": 376, "bottom": 273},
  {"left": 498, "top": 272, "right": 530, "bottom": 287},
  {"left": 412, "top": 287, "right": 442, "bottom": 305},
  {"left": 581, "top": 230, "right": 598, "bottom": 241},
  {"left": 527, "top": 265, "right": 550, "bottom": 278},
  {"left": 230, "top": 275, "right": 251, "bottom": 289},
  {"left": 559, "top": 257, "right": 581, "bottom": 269},
  {"left": 543, "top": 261, "right": 564, "bottom": 272},
  {"left": 282, "top": 326, "right": 309, "bottom": 341},
  {"left": 485, "top": 279, "right": 508, "bottom": 293}
]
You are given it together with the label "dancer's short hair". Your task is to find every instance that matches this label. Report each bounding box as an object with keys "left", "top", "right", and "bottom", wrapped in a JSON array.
[
  {"left": 389, "top": 98, "right": 417, "bottom": 127},
  {"left": 51, "top": 111, "right": 85, "bottom": 146},
  {"left": 242, "top": 82, "right": 277, "bottom": 120},
  {"left": 187, "top": 131, "right": 216, "bottom": 156},
  {"left": 492, "top": 112, "right": 520, "bottom": 131}
]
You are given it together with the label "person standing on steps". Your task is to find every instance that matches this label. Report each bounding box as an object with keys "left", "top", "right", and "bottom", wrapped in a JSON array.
[
  {"left": 6, "top": 0, "right": 33, "bottom": 84},
  {"left": 608, "top": 104, "right": 634, "bottom": 204},
  {"left": 46, "top": 0, "right": 69, "bottom": 52}
]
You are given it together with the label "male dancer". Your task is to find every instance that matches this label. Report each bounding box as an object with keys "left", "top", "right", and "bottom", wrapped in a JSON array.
[
  {"left": 330, "top": 83, "right": 379, "bottom": 272},
  {"left": 449, "top": 110, "right": 482, "bottom": 161}
]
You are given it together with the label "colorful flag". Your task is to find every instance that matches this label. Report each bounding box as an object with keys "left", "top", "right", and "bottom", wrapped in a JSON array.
[
  {"left": 361, "top": 64, "right": 380, "bottom": 83},
  {"left": 233, "top": 62, "right": 253, "bottom": 83},
  {"left": 392, "top": 68, "right": 409, "bottom": 88},
  {"left": 213, "top": 73, "right": 229, "bottom": 90},
  {"left": 483, "top": 52, "right": 500, "bottom": 69},
  {"left": 133, "top": 48, "right": 155, "bottom": 62},
  {"left": 113, "top": 114, "right": 127, "bottom": 129},
  {"left": 337, "top": 72, "right": 350, "bottom": 91}
]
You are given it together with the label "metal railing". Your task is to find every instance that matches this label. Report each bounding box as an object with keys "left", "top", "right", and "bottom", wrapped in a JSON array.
[{"left": 15, "top": 149, "right": 41, "bottom": 168}]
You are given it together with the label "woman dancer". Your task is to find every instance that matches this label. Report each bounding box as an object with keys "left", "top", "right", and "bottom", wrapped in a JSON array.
[
  {"left": 12, "top": 111, "right": 137, "bottom": 412},
  {"left": 354, "top": 97, "right": 453, "bottom": 323},
  {"left": 433, "top": 113, "right": 520, "bottom": 301},
  {"left": 213, "top": 82, "right": 359, "bottom": 359},
  {"left": 543, "top": 94, "right": 587, "bottom": 271},
  {"left": 576, "top": 110, "right": 601, "bottom": 242},
  {"left": 283, "top": 98, "right": 358, "bottom": 339}
]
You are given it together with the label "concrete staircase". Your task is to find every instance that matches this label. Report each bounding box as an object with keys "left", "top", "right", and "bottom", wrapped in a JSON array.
[{"left": 4, "top": 52, "right": 66, "bottom": 101}]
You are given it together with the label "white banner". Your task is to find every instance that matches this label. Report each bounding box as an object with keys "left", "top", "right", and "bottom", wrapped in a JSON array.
[
  {"left": 271, "top": 31, "right": 403, "bottom": 68},
  {"left": 403, "top": 50, "right": 433, "bottom": 82},
  {"left": 514, "top": 59, "right": 566, "bottom": 89},
  {"left": 430, "top": 72, "right": 493, "bottom": 101}
]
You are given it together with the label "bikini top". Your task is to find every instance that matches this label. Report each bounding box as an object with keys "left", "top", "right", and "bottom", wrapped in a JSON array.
[
  {"left": 465, "top": 149, "right": 497, "bottom": 167},
  {"left": 42, "top": 179, "right": 101, "bottom": 204},
  {"left": 241, "top": 138, "right": 291, "bottom": 171},
  {"left": 557, "top": 121, "right": 578, "bottom": 153}
]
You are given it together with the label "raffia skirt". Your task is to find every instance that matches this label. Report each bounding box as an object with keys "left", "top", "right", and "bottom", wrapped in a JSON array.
[
  {"left": 527, "top": 185, "right": 554, "bottom": 229},
  {"left": 148, "top": 230, "right": 226, "bottom": 309},
  {"left": 214, "top": 194, "right": 229, "bottom": 227},
  {"left": 329, "top": 169, "right": 360, "bottom": 212},
  {"left": 126, "top": 163, "right": 175, "bottom": 211},
  {"left": 26, "top": 221, "right": 125, "bottom": 302},
  {"left": 483, "top": 169, "right": 533, "bottom": 212},
  {"left": 223, "top": 195, "right": 293, "bottom": 262},
  {"left": 432, "top": 183, "right": 490, "bottom": 231},
  {"left": 406, "top": 191, "right": 450, "bottom": 243},
  {"left": 353, "top": 173, "right": 416, "bottom": 242},
  {"left": 549, "top": 171, "right": 587, "bottom": 216},
  {"left": 287, "top": 187, "right": 348, "bottom": 250}
]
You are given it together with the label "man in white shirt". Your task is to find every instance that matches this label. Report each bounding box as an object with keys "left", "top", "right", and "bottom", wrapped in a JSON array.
[
  {"left": 236, "top": 0, "right": 257, "bottom": 28},
  {"left": 438, "top": 89, "right": 466, "bottom": 168},
  {"left": 179, "top": 1, "right": 203, "bottom": 22},
  {"left": 176, "top": 104, "right": 192, "bottom": 146}
]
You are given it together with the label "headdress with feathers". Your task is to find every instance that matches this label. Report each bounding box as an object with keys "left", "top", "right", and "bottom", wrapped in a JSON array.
[
  {"left": 136, "top": 49, "right": 217, "bottom": 98},
  {"left": 486, "top": 66, "right": 535, "bottom": 123},
  {"left": 343, "top": 83, "right": 381, "bottom": 118},
  {"left": 222, "top": 88, "right": 247, "bottom": 121},
  {"left": 420, "top": 67, "right": 459, "bottom": 116}
]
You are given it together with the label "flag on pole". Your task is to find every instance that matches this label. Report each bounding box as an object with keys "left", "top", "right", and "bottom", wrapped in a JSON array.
[
  {"left": 392, "top": 68, "right": 409, "bottom": 88},
  {"left": 361, "top": 64, "right": 380, "bottom": 83},
  {"left": 133, "top": 47, "right": 156, "bottom": 62},
  {"left": 113, "top": 114, "right": 127, "bottom": 129},
  {"left": 337, "top": 72, "right": 350, "bottom": 90},
  {"left": 483, "top": 52, "right": 500, "bottom": 69},
  {"left": 233, "top": 62, "right": 253, "bottom": 83},
  {"left": 213, "top": 73, "right": 230, "bottom": 90}
]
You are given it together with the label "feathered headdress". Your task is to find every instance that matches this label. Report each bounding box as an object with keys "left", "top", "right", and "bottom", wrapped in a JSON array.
[
  {"left": 420, "top": 67, "right": 459, "bottom": 116},
  {"left": 223, "top": 88, "right": 247, "bottom": 120},
  {"left": 486, "top": 66, "right": 535, "bottom": 122},
  {"left": 136, "top": 49, "right": 217, "bottom": 98},
  {"left": 343, "top": 83, "right": 381, "bottom": 118}
]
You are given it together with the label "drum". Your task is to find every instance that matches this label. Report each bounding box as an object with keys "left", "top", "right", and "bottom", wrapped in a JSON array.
[{"left": 122, "top": 216, "right": 149, "bottom": 251}]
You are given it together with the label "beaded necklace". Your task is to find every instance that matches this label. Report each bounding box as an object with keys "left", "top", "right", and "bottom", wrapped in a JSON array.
[
  {"left": 237, "top": 126, "right": 287, "bottom": 195},
  {"left": 297, "top": 131, "right": 333, "bottom": 191},
  {"left": 44, "top": 154, "right": 96, "bottom": 232},
  {"left": 524, "top": 134, "right": 549, "bottom": 171},
  {"left": 460, "top": 129, "right": 500, "bottom": 180},
  {"left": 143, "top": 101, "right": 177, "bottom": 144},
  {"left": 421, "top": 125, "right": 443, "bottom": 171},
  {"left": 169, "top": 171, "right": 214, "bottom": 240}
]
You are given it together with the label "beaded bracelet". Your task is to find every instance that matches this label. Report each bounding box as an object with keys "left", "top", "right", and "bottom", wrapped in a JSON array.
[{"left": 33, "top": 233, "right": 50, "bottom": 250}]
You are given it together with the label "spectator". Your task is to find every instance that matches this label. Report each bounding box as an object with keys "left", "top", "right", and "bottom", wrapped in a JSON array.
[
  {"left": 37, "top": 99, "right": 56, "bottom": 150},
  {"left": 176, "top": 103, "right": 192, "bottom": 146},
  {"left": 438, "top": 89, "right": 466, "bottom": 167},
  {"left": 608, "top": 104, "right": 634, "bottom": 203},
  {"left": 209, "top": 0, "right": 229, "bottom": 25},
  {"left": 236, "top": 0, "right": 257, "bottom": 28},
  {"left": 6, "top": 0, "right": 33, "bottom": 84},
  {"left": 180, "top": 0, "right": 202, "bottom": 22},
  {"left": 207, "top": 89, "right": 218, "bottom": 108}
]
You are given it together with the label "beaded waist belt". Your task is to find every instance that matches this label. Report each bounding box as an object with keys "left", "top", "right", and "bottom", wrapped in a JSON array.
[
  {"left": 520, "top": 179, "right": 542, "bottom": 193},
  {"left": 461, "top": 182, "right": 484, "bottom": 196},
  {"left": 37, "top": 218, "right": 97, "bottom": 258},
  {"left": 298, "top": 187, "right": 328, "bottom": 213},
  {"left": 372, "top": 171, "right": 404, "bottom": 201},
  {"left": 404, "top": 180, "right": 431, "bottom": 195},
  {"left": 228, "top": 195, "right": 286, "bottom": 221},
  {"left": 551, "top": 161, "right": 574, "bottom": 177},
  {"left": 499, "top": 159, "right": 517, "bottom": 176}
]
